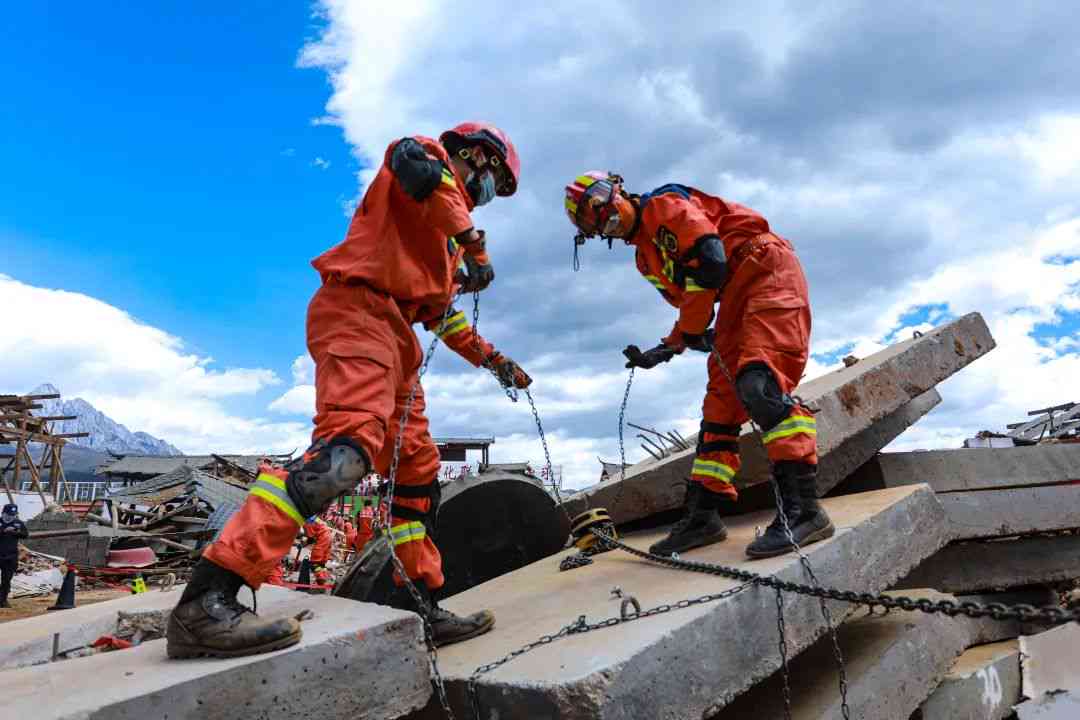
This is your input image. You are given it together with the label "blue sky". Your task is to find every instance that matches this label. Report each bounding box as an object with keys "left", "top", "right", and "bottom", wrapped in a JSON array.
[
  {"left": 3, "top": 3, "right": 346, "bottom": 413},
  {"left": 4, "top": 2, "right": 1080, "bottom": 489}
]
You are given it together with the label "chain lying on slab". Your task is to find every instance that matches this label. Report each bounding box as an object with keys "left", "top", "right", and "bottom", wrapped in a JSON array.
[
  {"left": 466, "top": 580, "right": 755, "bottom": 717},
  {"left": 587, "top": 528, "right": 1080, "bottom": 624}
]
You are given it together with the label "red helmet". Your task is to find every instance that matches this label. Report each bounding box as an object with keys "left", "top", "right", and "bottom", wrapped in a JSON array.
[
  {"left": 440, "top": 122, "right": 520, "bottom": 197},
  {"left": 565, "top": 171, "right": 633, "bottom": 239}
]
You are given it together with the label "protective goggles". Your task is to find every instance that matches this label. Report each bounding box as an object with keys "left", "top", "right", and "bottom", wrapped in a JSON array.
[
  {"left": 573, "top": 178, "right": 623, "bottom": 237},
  {"left": 458, "top": 146, "right": 514, "bottom": 196}
]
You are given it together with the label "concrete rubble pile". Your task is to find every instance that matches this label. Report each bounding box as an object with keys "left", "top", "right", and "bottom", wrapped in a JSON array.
[{"left": 5, "top": 309, "right": 1080, "bottom": 720}]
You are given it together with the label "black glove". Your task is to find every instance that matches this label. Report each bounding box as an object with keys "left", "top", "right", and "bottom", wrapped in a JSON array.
[
  {"left": 682, "top": 329, "right": 715, "bottom": 353},
  {"left": 488, "top": 352, "right": 532, "bottom": 388},
  {"left": 623, "top": 343, "right": 677, "bottom": 369},
  {"left": 458, "top": 253, "right": 495, "bottom": 292}
]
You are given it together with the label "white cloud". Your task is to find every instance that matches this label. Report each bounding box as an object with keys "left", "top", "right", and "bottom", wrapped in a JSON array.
[
  {"left": 291, "top": 1, "right": 1080, "bottom": 487},
  {"left": 280, "top": 147, "right": 296, "bottom": 157},
  {"left": 0, "top": 275, "right": 310, "bottom": 455},
  {"left": 311, "top": 156, "right": 331, "bottom": 170}
]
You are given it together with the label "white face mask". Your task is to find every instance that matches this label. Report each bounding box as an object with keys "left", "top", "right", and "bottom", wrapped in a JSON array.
[{"left": 1, "top": 513, "right": 15, "bottom": 523}]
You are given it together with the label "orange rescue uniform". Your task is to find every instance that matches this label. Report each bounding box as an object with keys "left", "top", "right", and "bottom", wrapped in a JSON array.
[
  {"left": 629, "top": 184, "right": 817, "bottom": 499},
  {"left": 206, "top": 136, "right": 499, "bottom": 591}
]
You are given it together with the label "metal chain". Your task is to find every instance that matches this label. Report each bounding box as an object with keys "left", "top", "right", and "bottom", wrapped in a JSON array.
[
  {"left": 467, "top": 581, "right": 754, "bottom": 718},
  {"left": 775, "top": 587, "right": 793, "bottom": 720},
  {"left": 589, "top": 528, "right": 1080, "bottom": 624},
  {"left": 707, "top": 349, "right": 851, "bottom": 718},
  {"left": 610, "top": 368, "right": 635, "bottom": 512},
  {"left": 524, "top": 386, "right": 562, "bottom": 504},
  {"left": 472, "top": 290, "right": 519, "bottom": 403}
]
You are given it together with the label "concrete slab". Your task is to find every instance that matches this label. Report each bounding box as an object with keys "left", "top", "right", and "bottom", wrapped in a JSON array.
[
  {"left": 1015, "top": 691, "right": 1080, "bottom": 719},
  {"left": 899, "top": 534, "right": 1080, "bottom": 593},
  {"left": 920, "top": 641, "right": 1021, "bottom": 720},
  {"left": 563, "top": 312, "right": 992, "bottom": 525},
  {"left": 940, "top": 485, "right": 1080, "bottom": 539},
  {"left": 844, "top": 444, "right": 1080, "bottom": 493},
  {"left": 1019, "top": 623, "right": 1080, "bottom": 699},
  {"left": 714, "top": 591, "right": 973, "bottom": 720},
  {"left": 0, "top": 584, "right": 299, "bottom": 670},
  {"left": 0, "top": 594, "right": 430, "bottom": 720},
  {"left": 417, "top": 486, "right": 949, "bottom": 719}
]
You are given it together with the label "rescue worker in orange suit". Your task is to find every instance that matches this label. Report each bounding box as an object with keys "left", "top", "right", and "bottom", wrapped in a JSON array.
[
  {"left": 343, "top": 518, "right": 357, "bottom": 553},
  {"left": 564, "top": 172, "right": 833, "bottom": 559},
  {"left": 167, "top": 123, "right": 529, "bottom": 659},
  {"left": 302, "top": 518, "right": 333, "bottom": 586}
]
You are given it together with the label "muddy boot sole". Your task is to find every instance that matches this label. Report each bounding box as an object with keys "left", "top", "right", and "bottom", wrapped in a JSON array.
[
  {"left": 167, "top": 628, "right": 303, "bottom": 659},
  {"left": 745, "top": 521, "right": 836, "bottom": 559},
  {"left": 433, "top": 611, "right": 495, "bottom": 647}
]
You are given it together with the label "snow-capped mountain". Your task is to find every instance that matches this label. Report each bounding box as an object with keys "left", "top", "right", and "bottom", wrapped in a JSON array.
[{"left": 29, "top": 383, "right": 182, "bottom": 456}]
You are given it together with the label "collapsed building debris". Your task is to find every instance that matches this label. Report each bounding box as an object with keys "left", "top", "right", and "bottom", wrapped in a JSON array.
[{"left": 6, "top": 310, "right": 1080, "bottom": 720}]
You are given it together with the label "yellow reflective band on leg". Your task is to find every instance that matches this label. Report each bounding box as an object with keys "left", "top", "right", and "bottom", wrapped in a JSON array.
[
  {"left": 761, "top": 416, "right": 818, "bottom": 445},
  {"left": 390, "top": 521, "right": 427, "bottom": 546},
  {"left": 685, "top": 278, "right": 708, "bottom": 292},
  {"left": 250, "top": 473, "right": 304, "bottom": 526},
  {"left": 691, "top": 459, "right": 736, "bottom": 483}
]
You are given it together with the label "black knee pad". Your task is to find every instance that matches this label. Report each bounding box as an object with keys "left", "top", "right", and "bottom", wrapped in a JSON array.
[{"left": 735, "top": 363, "right": 794, "bottom": 431}]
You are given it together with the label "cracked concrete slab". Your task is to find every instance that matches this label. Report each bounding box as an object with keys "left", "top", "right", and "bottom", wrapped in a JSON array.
[
  {"left": 563, "top": 313, "right": 992, "bottom": 525},
  {"left": 0, "top": 592, "right": 430, "bottom": 720},
  {"left": 415, "top": 485, "right": 949, "bottom": 720}
]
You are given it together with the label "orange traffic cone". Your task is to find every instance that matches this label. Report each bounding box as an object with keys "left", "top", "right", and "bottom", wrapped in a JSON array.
[{"left": 47, "top": 566, "right": 77, "bottom": 611}]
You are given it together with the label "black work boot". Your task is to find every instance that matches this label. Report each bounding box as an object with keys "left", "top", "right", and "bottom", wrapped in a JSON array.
[
  {"left": 389, "top": 581, "right": 495, "bottom": 647},
  {"left": 649, "top": 482, "right": 729, "bottom": 556},
  {"left": 167, "top": 558, "right": 302, "bottom": 659},
  {"left": 745, "top": 462, "right": 834, "bottom": 558}
]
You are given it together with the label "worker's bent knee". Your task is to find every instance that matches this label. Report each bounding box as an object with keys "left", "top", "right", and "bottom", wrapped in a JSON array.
[
  {"left": 287, "top": 437, "right": 371, "bottom": 518},
  {"left": 735, "top": 363, "right": 793, "bottom": 431}
]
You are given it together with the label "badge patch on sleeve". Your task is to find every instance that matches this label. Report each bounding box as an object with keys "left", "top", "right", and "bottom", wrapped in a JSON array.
[{"left": 656, "top": 226, "right": 678, "bottom": 253}]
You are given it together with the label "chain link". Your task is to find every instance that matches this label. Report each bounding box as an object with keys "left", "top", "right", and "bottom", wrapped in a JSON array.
[
  {"left": 524, "top": 386, "right": 562, "bottom": 504},
  {"left": 775, "top": 587, "right": 793, "bottom": 720},
  {"left": 472, "top": 290, "right": 519, "bottom": 403}
]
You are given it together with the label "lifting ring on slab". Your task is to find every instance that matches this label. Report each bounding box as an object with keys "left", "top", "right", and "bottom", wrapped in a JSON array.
[
  {"left": 620, "top": 595, "right": 641, "bottom": 619},
  {"left": 570, "top": 508, "right": 617, "bottom": 553}
]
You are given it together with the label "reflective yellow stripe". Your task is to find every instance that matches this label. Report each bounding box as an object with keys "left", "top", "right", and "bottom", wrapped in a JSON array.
[
  {"left": 441, "top": 168, "right": 456, "bottom": 188},
  {"left": 762, "top": 416, "right": 818, "bottom": 444},
  {"left": 691, "top": 459, "right": 736, "bottom": 482},
  {"left": 250, "top": 473, "right": 303, "bottom": 526},
  {"left": 390, "top": 521, "right": 427, "bottom": 546},
  {"left": 435, "top": 312, "right": 469, "bottom": 338},
  {"left": 685, "top": 277, "right": 707, "bottom": 292},
  {"left": 644, "top": 274, "right": 666, "bottom": 289}
]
